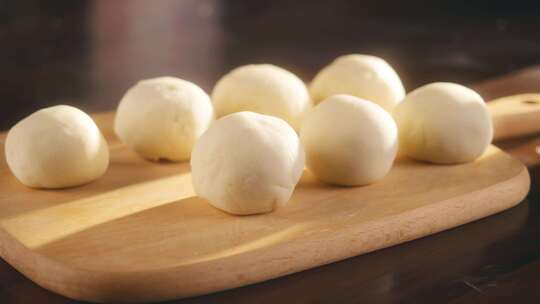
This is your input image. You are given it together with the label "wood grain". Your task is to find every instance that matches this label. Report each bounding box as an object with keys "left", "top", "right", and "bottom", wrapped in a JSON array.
[{"left": 0, "top": 114, "right": 530, "bottom": 303}]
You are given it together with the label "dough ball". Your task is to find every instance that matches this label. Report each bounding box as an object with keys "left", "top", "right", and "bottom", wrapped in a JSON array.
[
  {"left": 191, "top": 111, "right": 305, "bottom": 215},
  {"left": 393, "top": 82, "right": 493, "bottom": 164},
  {"left": 114, "top": 77, "right": 214, "bottom": 161},
  {"left": 309, "top": 54, "right": 405, "bottom": 111},
  {"left": 5, "top": 105, "right": 109, "bottom": 188},
  {"left": 211, "top": 64, "right": 311, "bottom": 130},
  {"left": 300, "top": 95, "right": 398, "bottom": 186}
]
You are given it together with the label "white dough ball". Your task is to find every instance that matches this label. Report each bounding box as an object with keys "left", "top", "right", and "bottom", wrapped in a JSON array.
[
  {"left": 191, "top": 111, "right": 305, "bottom": 215},
  {"left": 211, "top": 64, "right": 311, "bottom": 130},
  {"left": 300, "top": 95, "right": 398, "bottom": 186},
  {"left": 309, "top": 54, "right": 405, "bottom": 111},
  {"left": 393, "top": 82, "right": 493, "bottom": 164},
  {"left": 114, "top": 77, "right": 214, "bottom": 161},
  {"left": 5, "top": 105, "right": 109, "bottom": 188}
]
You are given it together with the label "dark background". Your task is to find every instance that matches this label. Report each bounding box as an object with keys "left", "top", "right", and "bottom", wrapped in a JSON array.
[
  {"left": 1, "top": 0, "right": 540, "bottom": 130},
  {"left": 1, "top": 1, "right": 540, "bottom": 303}
]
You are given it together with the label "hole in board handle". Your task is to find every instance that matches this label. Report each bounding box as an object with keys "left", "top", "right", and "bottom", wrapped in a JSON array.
[{"left": 522, "top": 100, "right": 539, "bottom": 105}]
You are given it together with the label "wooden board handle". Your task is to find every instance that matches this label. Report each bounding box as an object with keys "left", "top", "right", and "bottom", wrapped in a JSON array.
[{"left": 488, "top": 93, "right": 540, "bottom": 141}]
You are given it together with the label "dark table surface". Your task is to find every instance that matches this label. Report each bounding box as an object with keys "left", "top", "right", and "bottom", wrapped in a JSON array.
[{"left": 1, "top": 1, "right": 540, "bottom": 303}]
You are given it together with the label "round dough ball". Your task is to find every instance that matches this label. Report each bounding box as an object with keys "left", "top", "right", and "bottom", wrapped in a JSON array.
[
  {"left": 114, "top": 77, "right": 214, "bottom": 161},
  {"left": 309, "top": 54, "right": 405, "bottom": 111},
  {"left": 393, "top": 82, "right": 493, "bottom": 164},
  {"left": 300, "top": 95, "right": 398, "bottom": 186},
  {"left": 5, "top": 105, "right": 109, "bottom": 188},
  {"left": 191, "top": 111, "right": 305, "bottom": 215},
  {"left": 211, "top": 64, "right": 311, "bottom": 130}
]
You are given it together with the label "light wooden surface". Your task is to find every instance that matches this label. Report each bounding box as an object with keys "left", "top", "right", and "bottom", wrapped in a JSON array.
[
  {"left": 490, "top": 93, "right": 540, "bottom": 140},
  {"left": 0, "top": 111, "right": 530, "bottom": 303}
]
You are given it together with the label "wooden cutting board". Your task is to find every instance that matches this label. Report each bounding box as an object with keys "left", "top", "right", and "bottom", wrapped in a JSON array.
[{"left": 0, "top": 95, "right": 537, "bottom": 303}]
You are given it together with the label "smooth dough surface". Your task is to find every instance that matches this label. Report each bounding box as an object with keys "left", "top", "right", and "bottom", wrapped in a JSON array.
[
  {"left": 211, "top": 64, "right": 311, "bottom": 130},
  {"left": 309, "top": 54, "right": 405, "bottom": 111},
  {"left": 114, "top": 77, "right": 214, "bottom": 161},
  {"left": 191, "top": 111, "right": 305, "bottom": 215},
  {"left": 5, "top": 105, "right": 109, "bottom": 188},
  {"left": 393, "top": 82, "right": 493, "bottom": 164},
  {"left": 300, "top": 95, "right": 398, "bottom": 186}
]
